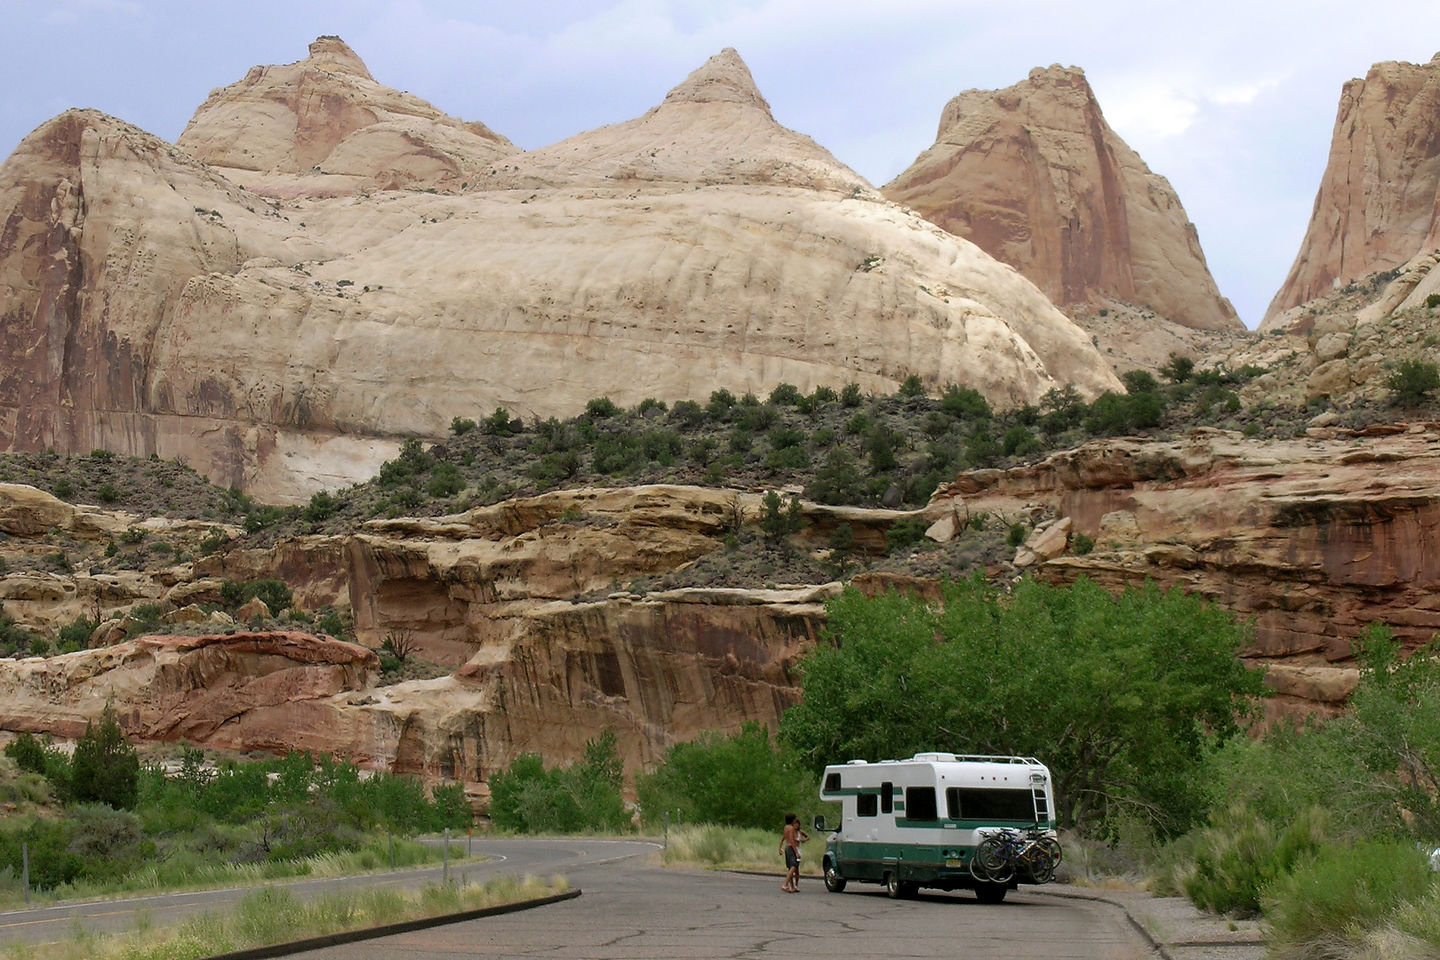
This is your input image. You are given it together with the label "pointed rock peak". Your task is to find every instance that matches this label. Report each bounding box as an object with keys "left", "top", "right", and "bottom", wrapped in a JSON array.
[
  {"left": 661, "top": 48, "right": 771, "bottom": 114},
  {"left": 306, "top": 35, "right": 373, "bottom": 81},
  {"left": 943, "top": 64, "right": 1094, "bottom": 130}
]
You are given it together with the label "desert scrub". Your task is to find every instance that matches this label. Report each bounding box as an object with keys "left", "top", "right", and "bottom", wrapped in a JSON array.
[
  {"left": 1264, "top": 840, "right": 1436, "bottom": 960},
  {"left": 4, "top": 875, "right": 568, "bottom": 960},
  {"left": 658, "top": 824, "right": 819, "bottom": 876},
  {"left": 1167, "top": 804, "right": 1326, "bottom": 917}
]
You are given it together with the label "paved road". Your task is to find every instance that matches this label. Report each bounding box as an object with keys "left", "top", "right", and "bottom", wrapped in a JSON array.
[
  {"left": 287, "top": 841, "right": 1153, "bottom": 960},
  {"left": 0, "top": 837, "right": 650, "bottom": 947},
  {"left": 0, "top": 839, "right": 1153, "bottom": 958}
]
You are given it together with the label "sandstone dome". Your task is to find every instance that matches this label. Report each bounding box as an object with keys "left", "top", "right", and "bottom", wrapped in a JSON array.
[{"left": 0, "top": 40, "right": 1121, "bottom": 502}]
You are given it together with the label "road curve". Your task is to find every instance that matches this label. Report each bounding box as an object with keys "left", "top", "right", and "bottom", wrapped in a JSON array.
[
  {"left": 0, "top": 837, "right": 658, "bottom": 947},
  {"left": 284, "top": 841, "right": 1153, "bottom": 960}
]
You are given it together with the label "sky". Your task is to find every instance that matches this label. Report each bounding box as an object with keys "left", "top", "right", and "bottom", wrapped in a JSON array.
[{"left": 3, "top": 0, "right": 1440, "bottom": 328}]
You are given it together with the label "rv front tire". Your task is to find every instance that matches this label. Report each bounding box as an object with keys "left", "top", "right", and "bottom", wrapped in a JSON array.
[{"left": 824, "top": 862, "right": 847, "bottom": 893}]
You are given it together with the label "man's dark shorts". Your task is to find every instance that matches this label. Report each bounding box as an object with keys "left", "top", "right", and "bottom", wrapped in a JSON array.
[{"left": 785, "top": 847, "right": 799, "bottom": 869}]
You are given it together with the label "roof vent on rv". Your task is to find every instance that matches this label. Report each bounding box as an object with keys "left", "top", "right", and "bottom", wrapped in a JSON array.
[
  {"left": 846, "top": 759, "right": 866, "bottom": 765},
  {"left": 913, "top": 752, "right": 957, "bottom": 762}
]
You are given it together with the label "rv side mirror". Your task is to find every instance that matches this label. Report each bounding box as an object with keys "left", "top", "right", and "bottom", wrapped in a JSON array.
[{"left": 813, "top": 816, "right": 827, "bottom": 833}]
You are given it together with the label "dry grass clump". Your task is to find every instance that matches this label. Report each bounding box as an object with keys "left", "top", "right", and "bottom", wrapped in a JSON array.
[{"left": 1, "top": 874, "right": 567, "bottom": 960}]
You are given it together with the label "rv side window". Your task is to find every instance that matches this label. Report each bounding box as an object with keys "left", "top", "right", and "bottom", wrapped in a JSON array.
[
  {"left": 824, "top": 772, "right": 841, "bottom": 791},
  {"left": 946, "top": 787, "right": 1036, "bottom": 821},
  {"left": 904, "top": 786, "right": 937, "bottom": 821},
  {"left": 857, "top": 793, "right": 878, "bottom": 817},
  {"left": 880, "top": 781, "right": 893, "bottom": 814}
]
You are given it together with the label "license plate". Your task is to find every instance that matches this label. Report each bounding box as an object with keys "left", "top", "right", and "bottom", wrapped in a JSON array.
[{"left": 945, "top": 858, "right": 964, "bottom": 867}]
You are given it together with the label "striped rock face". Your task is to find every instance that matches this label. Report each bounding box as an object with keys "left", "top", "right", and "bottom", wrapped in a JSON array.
[
  {"left": 1263, "top": 53, "right": 1440, "bottom": 331},
  {"left": 885, "top": 65, "right": 1241, "bottom": 335}
]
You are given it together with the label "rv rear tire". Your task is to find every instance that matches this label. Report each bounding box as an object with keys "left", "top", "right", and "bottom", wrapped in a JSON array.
[{"left": 974, "top": 882, "right": 1007, "bottom": 904}]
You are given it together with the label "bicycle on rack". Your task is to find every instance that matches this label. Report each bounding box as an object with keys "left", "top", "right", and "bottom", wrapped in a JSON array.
[{"left": 969, "top": 827, "right": 1062, "bottom": 884}]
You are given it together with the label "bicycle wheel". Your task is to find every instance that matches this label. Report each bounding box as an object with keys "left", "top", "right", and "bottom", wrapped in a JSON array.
[
  {"left": 1022, "top": 847, "right": 1055, "bottom": 884},
  {"left": 1036, "top": 837, "right": 1062, "bottom": 868},
  {"left": 972, "top": 838, "right": 1014, "bottom": 884}
]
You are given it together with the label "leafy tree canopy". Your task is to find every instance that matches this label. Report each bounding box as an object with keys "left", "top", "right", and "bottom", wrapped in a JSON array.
[
  {"left": 780, "top": 577, "right": 1266, "bottom": 837},
  {"left": 635, "top": 722, "right": 820, "bottom": 830}
]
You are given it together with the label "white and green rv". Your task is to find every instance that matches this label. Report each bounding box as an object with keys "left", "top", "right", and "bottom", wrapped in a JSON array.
[{"left": 815, "top": 753, "right": 1057, "bottom": 903}]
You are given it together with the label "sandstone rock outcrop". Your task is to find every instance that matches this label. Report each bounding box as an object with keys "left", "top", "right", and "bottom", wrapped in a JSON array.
[
  {"left": 176, "top": 36, "right": 517, "bottom": 197},
  {"left": 0, "top": 40, "right": 1121, "bottom": 502},
  {"left": 931, "top": 426, "right": 1440, "bottom": 717},
  {"left": 0, "top": 485, "right": 860, "bottom": 793},
  {"left": 0, "top": 632, "right": 377, "bottom": 743},
  {"left": 1264, "top": 53, "right": 1440, "bottom": 329},
  {"left": 884, "top": 65, "right": 1241, "bottom": 334}
]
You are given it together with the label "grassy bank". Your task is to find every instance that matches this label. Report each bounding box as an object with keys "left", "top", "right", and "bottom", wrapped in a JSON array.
[
  {"left": 657, "top": 824, "right": 821, "bottom": 877},
  {"left": 1, "top": 874, "right": 567, "bottom": 960}
]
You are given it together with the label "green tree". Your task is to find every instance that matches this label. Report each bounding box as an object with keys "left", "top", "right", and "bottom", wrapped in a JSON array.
[
  {"left": 1321, "top": 625, "right": 1440, "bottom": 836},
  {"left": 780, "top": 578, "right": 1266, "bottom": 836},
  {"left": 488, "top": 732, "right": 629, "bottom": 833},
  {"left": 635, "top": 723, "right": 818, "bottom": 829},
  {"left": 760, "top": 490, "right": 788, "bottom": 541},
  {"left": 70, "top": 703, "right": 140, "bottom": 810}
]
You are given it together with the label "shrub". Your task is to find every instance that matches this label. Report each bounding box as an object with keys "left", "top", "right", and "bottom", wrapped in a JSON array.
[
  {"left": 805, "top": 449, "right": 864, "bottom": 505},
  {"left": 4, "top": 732, "right": 49, "bottom": 776},
  {"left": 706, "top": 389, "right": 737, "bottom": 418},
  {"left": 427, "top": 461, "right": 464, "bottom": 498},
  {"left": 1161, "top": 354, "right": 1195, "bottom": 383},
  {"left": 759, "top": 491, "right": 804, "bottom": 541},
  {"left": 897, "top": 375, "right": 926, "bottom": 398},
  {"left": 1181, "top": 804, "right": 1327, "bottom": 917},
  {"left": 52, "top": 478, "right": 73, "bottom": 499},
  {"left": 1002, "top": 425, "right": 1039, "bottom": 457},
  {"left": 304, "top": 490, "right": 339, "bottom": 522},
  {"left": 221, "top": 578, "right": 294, "bottom": 615},
  {"left": 199, "top": 527, "right": 228, "bottom": 556},
  {"left": 57, "top": 615, "right": 97, "bottom": 651},
  {"left": 809, "top": 385, "right": 838, "bottom": 406},
  {"left": 1386, "top": 359, "right": 1440, "bottom": 407},
  {"left": 1072, "top": 533, "right": 1094, "bottom": 555},
  {"left": 450, "top": 416, "right": 477, "bottom": 436},
  {"left": 97, "top": 482, "right": 120, "bottom": 503},
  {"left": 1007, "top": 522, "right": 1027, "bottom": 547},
  {"left": 1121, "top": 369, "right": 1160, "bottom": 394},
  {"left": 584, "top": 396, "right": 619, "bottom": 419},
  {"left": 1427, "top": 292, "right": 1440, "bottom": 309},
  {"left": 1265, "top": 840, "right": 1433, "bottom": 957},
  {"left": 483, "top": 406, "right": 519, "bottom": 435},
  {"left": 840, "top": 383, "right": 863, "bottom": 407},
  {"left": 886, "top": 516, "right": 928, "bottom": 553},
  {"left": 670, "top": 399, "right": 705, "bottom": 427},
  {"left": 768, "top": 383, "right": 802, "bottom": 406},
  {"left": 941, "top": 384, "right": 992, "bottom": 420}
]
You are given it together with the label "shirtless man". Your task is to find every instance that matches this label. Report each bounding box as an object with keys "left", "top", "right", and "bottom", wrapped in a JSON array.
[{"left": 780, "top": 813, "right": 809, "bottom": 892}]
